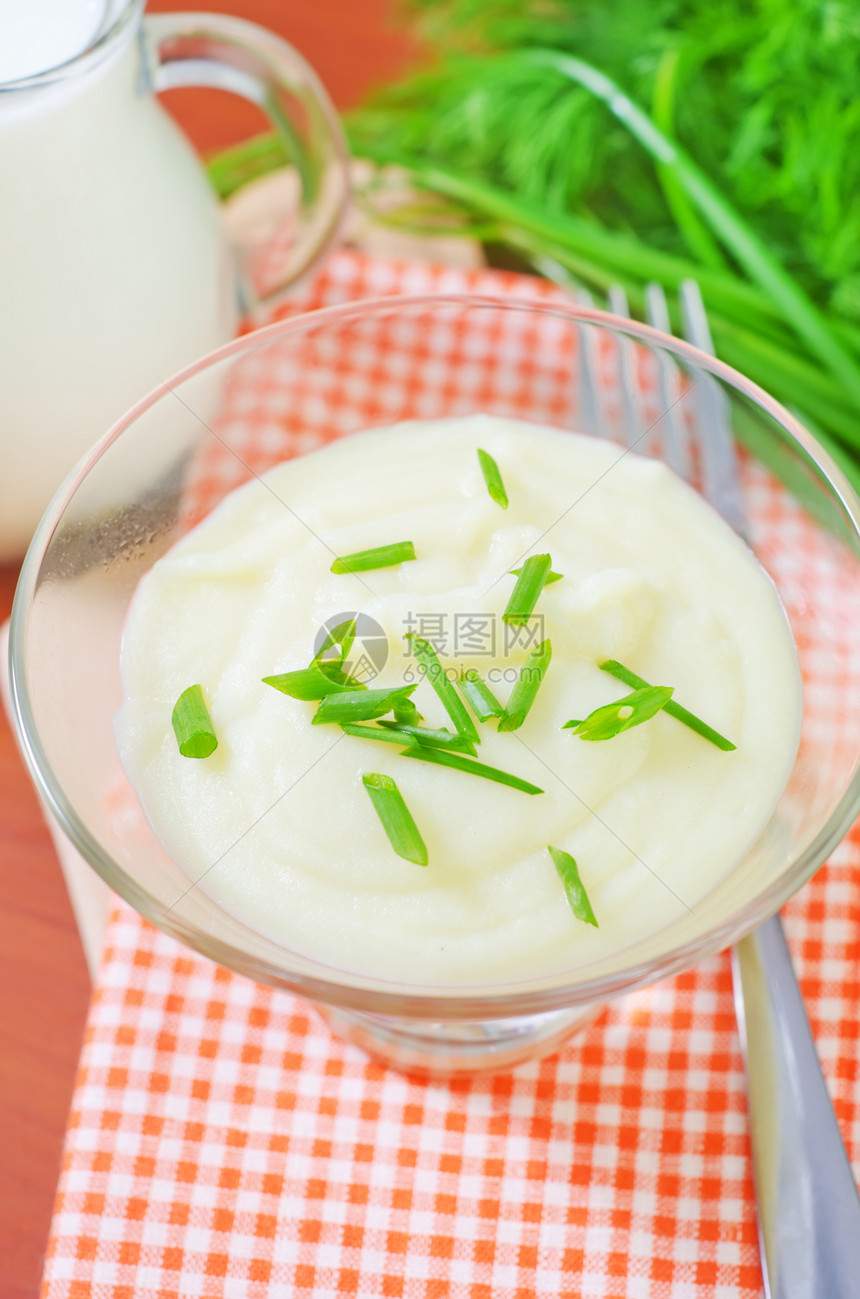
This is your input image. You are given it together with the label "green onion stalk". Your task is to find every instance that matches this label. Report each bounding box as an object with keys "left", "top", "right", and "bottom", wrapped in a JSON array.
[{"left": 205, "top": 8, "right": 860, "bottom": 499}]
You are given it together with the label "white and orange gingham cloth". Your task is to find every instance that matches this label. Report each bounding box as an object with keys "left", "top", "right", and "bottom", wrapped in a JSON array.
[{"left": 40, "top": 250, "right": 860, "bottom": 1298}]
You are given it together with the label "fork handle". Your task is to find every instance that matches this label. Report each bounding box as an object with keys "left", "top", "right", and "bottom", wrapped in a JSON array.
[{"left": 732, "top": 914, "right": 860, "bottom": 1299}]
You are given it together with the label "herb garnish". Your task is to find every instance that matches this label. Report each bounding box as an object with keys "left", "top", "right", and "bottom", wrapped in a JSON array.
[
  {"left": 600, "top": 660, "right": 736, "bottom": 751},
  {"left": 503, "top": 553, "right": 553, "bottom": 625},
  {"left": 312, "top": 684, "right": 418, "bottom": 726},
  {"left": 564, "top": 684, "right": 673, "bottom": 741},
  {"left": 312, "top": 617, "right": 357, "bottom": 670},
  {"left": 548, "top": 846, "right": 598, "bottom": 927},
  {"left": 363, "top": 773, "right": 428, "bottom": 866},
  {"left": 406, "top": 635, "right": 480, "bottom": 743},
  {"left": 393, "top": 695, "right": 423, "bottom": 726},
  {"left": 377, "top": 720, "right": 478, "bottom": 756},
  {"left": 477, "top": 447, "right": 509, "bottom": 509},
  {"left": 331, "top": 541, "right": 416, "bottom": 574},
  {"left": 510, "top": 565, "right": 563, "bottom": 584},
  {"left": 263, "top": 665, "right": 364, "bottom": 700},
  {"left": 401, "top": 745, "right": 544, "bottom": 794},
  {"left": 456, "top": 669, "right": 505, "bottom": 722},
  {"left": 498, "top": 639, "right": 552, "bottom": 732},
  {"left": 172, "top": 685, "right": 218, "bottom": 759},
  {"left": 343, "top": 724, "right": 419, "bottom": 747}
]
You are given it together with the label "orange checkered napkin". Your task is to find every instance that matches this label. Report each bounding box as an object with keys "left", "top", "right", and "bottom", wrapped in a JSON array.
[{"left": 41, "top": 251, "right": 860, "bottom": 1298}]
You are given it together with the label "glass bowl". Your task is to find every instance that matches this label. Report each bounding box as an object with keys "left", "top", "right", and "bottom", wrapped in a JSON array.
[{"left": 10, "top": 295, "right": 860, "bottom": 1074}]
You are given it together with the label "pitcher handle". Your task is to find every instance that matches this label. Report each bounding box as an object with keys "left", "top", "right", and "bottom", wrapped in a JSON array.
[{"left": 141, "top": 11, "right": 350, "bottom": 317}]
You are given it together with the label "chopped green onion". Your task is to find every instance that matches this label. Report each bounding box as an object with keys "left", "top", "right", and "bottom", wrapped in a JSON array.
[
  {"left": 510, "top": 566, "right": 563, "bottom": 584},
  {"left": 363, "top": 773, "right": 428, "bottom": 866},
  {"left": 401, "top": 745, "right": 543, "bottom": 794},
  {"left": 263, "top": 665, "right": 364, "bottom": 700},
  {"left": 565, "top": 685, "right": 674, "bottom": 741},
  {"left": 312, "top": 617, "right": 357, "bottom": 668},
  {"left": 312, "top": 684, "right": 417, "bottom": 726},
  {"left": 456, "top": 669, "right": 505, "bottom": 722},
  {"left": 477, "top": 447, "right": 509, "bottom": 509},
  {"left": 171, "top": 684, "right": 218, "bottom": 759},
  {"left": 393, "top": 695, "right": 423, "bottom": 726},
  {"left": 378, "top": 720, "right": 477, "bottom": 756},
  {"left": 343, "top": 723, "right": 418, "bottom": 747},
  {"left": 548, "top": 846, "right": 598, "bottom": 927},
  {"left": 503, "top": 553, "right": 553, "bottom": 625},
  {"left": 331, "top": 541, "right": 416, "bottom": 574},
  {"left": 405, "top": 635, "right": 480, "bottom": 743},
  {"left": 498, "top": 639, "right": 553, "bottom": 732},
  {"left": 600, "top": 660, "right": 737, "bottom": 751}
]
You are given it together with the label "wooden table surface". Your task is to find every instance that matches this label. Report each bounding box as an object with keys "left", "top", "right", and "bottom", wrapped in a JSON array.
[{"left": 0, "top": 4, "right": 415, "bottom": 1294}]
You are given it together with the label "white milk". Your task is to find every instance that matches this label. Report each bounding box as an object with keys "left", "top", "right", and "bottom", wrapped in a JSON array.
[
  {"left": 0, "top": 3, "right": 237, "bottom": 558},
  {"left": 116, "top": 416, "right": 803, "bottom": 987},
  {"left": 0, "top": 0, "right": 106, "bottom": 81}
]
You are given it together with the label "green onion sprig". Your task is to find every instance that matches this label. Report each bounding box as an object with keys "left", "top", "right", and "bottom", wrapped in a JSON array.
[
  {"left": 401, "top": 745, "right": 543, "bottom": 794},
  {"left": 477, "top": 447, "right": 509, "bottom": 509},
  {"left": 172, "top": 684, "right": 218, "bottom": 759},
  {"left": 600, "top": 660, "right": 736, "bottom": 751},
  {"left": 456, "top": 669, "right": 505, "bottom": 722},
  {"left": 498, "top": 639, "right": 552, "bottom": 732},
  {"left": 503, "top": 553, "right": 553, "bottom": 625},
  {"left": 363, "top": 773, "right": 428, "bottom": 865},
  {"left": 263, "top": 665, "right": 365, "bottom": 700},
  {"left": 548, "top": 845, "right": 598, "bottom": 926},
  {"left": 406, "top": 635, "right": 480, "bottom": 743},
  {"left": 378, "top": 720, "right": 477, "bottom": 756},
  {"left": 342, "top": 724, "right": 418, "bottom": 747},
  {"left": 312, "top": 684, "right": 417, "bottom": 726},
  {"left": 331, "top": 541, "right": 416, "bottom": 574},
  {"left": 510, "top": 565, "right": 563, "bottom": 584},
  {"left": 564, "top": 684, "right": 673, "bottom": 741},
  {"left": 312, "top": 618, "right": 357, "bottom": 670},
  {"left": 393, "top": 695, "right": 423, "bottom": 726}
]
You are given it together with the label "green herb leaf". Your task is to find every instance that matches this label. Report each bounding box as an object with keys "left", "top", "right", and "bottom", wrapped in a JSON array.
[
  {"left": 456, "top": 669, "right": 505, "bottom": 722},
  {"left": 343, "top": 723, "right": 418, "bottom": 747},
  {"left": 477, "top": 447, "right": 509, "bottom": 508},
  {"left": 600, "top": 660, "right": 737, "bottom": 751},
  {"left": 393, "top": 695, "right": 423, "bottom": 726},
  {"left": 401, "top": 745, "right": 543, "bottom": 794},
  {"left": 548, "top": 845, "right": 598, "bottom": 927},
  {"left": 503, "top": 553, "right": 553, "bottom": 626},
  {"left": 312, "top": 684, "right": 417, "bottom": 725},
  {"left": 510, "top": 565, "right": 563, "bottom": 584},
  {"left": 331, "top": 541, "right": 416, "bottom": 574},
  {"left": 566, "top": 684, "right": 673, "bottom": 741},
  {"left": 378, "top": 720, "right": 477, "bottom": 756},
  {"left": 498, "top": 639, "right": 552, "bottom": 732},
  {"left": 171, "top": 684, "right": 218, "bottom": 759},
  {"left": 405, "top": 635, "right": 480, "bottom": 743},
  {"left": 263, "top": 665, "right": 364, "bottom": 701},
  {"left": 312, "top": 618, "right": 357, "bottom": 669},
  {"left": 363, "top": 772, "right": 428, "bottom": 866}
]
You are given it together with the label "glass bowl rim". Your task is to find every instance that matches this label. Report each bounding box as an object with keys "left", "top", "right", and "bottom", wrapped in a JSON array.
[{"left": 10, "top": 291, "right": 860, "bottom": 1018}]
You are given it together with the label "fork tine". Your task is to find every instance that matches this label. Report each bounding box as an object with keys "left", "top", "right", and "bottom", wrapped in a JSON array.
[
  {"left": 679, "top": 280, "right": 747, "bottom": 535},
  {"left": 607, "top": 285, "right": 629, "bottom": 318},
  {"left": 606, "top": 288, "right": 647, "bottom": 453},
  {"left": 643, "top": 282, "right": 693, "bottom": 480},
  {"left": 573, "top": 289, "right": 603, "bottom": 440}
]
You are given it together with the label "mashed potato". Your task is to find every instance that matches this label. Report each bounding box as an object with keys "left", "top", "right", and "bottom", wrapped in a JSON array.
[{"left": 115, "top": 416, "right": 801, "bottom": 984}]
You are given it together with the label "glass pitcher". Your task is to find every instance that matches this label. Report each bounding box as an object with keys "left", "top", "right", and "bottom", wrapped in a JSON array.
[{"left": 0, "top": 0, "right": 349, "bottom": 559}]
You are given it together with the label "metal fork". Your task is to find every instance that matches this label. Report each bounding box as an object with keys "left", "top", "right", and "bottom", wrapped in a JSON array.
[{"left": 576, "top": 279, "right": 860, "bottom": 1299}]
